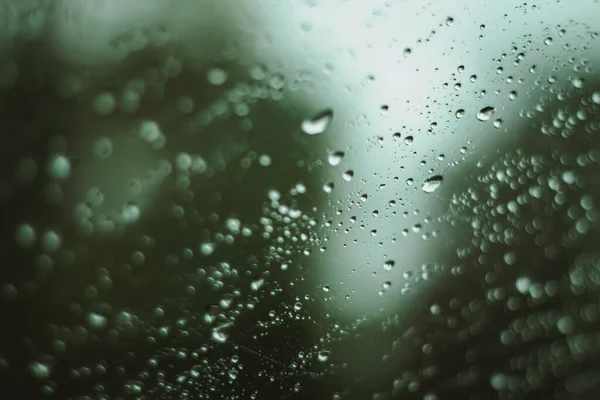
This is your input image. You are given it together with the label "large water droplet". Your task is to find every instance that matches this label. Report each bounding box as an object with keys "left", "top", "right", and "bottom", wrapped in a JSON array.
[
  {"left": 302, "top": 108, "right": 333, "bottom": 135},
  {"left": 476, "top": 106, "right": 495, "bottom": 121},
  {"left": 422, "top": 175, "right": 443, "bottom": 193}
]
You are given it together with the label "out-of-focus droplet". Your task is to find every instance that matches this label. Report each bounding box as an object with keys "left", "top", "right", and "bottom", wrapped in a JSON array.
[
  {"left": 207, "top": 68, "right": 227, "bottom": 85},
  {"left": 328, "top": 151, "right": 345, "bottom": 166},
  {"left": 302, "top": 108, "right": 333, "bottom": 135},
  {"left": 15, "top": 223, "right": 36, "bottom": 249},
  {"left": 422, "top": 175, "right": 443, "bottom": 193},
  {"left": 92, "top": 92, "right": 116, "bottom": 115},
  {"left": 29, "top": 362, "right": 51, "bottom": 380},
  {"left": 87, "top": 312, "right": 107, "bottom": 330},
  {"left": 323, "top": 182, "right": 334, "bottom": 193},
  {"left": 93, "top": 136, "right": 113, "bottom": 160},
  {"left": 476, "top": 106, "right": 495, "bottom": 121},
  {"left": 47, "top": 155, "right": 71, "bottom": 181}
]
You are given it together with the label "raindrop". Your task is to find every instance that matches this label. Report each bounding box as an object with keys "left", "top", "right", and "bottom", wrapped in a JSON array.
[
  {"left": 323, "top": 182, "right": 334, "bottom": 193},
  {"left": 250, "top": 278, "right": 265, "bottom": 291},
  {"left": 404, "top": 136, "right": 414, "bottom": 145},
  {"left": 455, "top": 109, "right": 465, "bottom": 119},
  {"left": 476, "top": 106, "right": 495, "bottom": 121},
  {"left": 92, "top": 92, "right": 116, "bottom": 115},
  {"left": 207, "top": 68, "right": 228, "bottom": 85},
  {"left": 493, "top": 118, "right": 503, "bottom": 129},
  {"left": 317, "top": 350, "right": 330, "bottom": 363},
  {"left": 93, "top": 137, "right": 113, "bottom": 160},
  {"left": 302, "top": 108, "right": 334, "bottom": 135},
  {"left": 15, "top": 223, "right": 36, "bottom": 249},
  {"left": 342, "top": 170, "right": 354, "bottom": 182},
  {"left": 572, "top": 77, "right": 584, "bottom": 89},
  {"left": 383, "top": 260, "right": 395, "bottom": 271},
  {"left": 328, "top": 151, "right": 345, "bottom": 166},
  {"left": 47, "top": 155, "right": 71, "bottom": 181},
  {"left": 29, "top": 362, "right": 51, "bottom": 380},
  {"left": 87, "top": 312, "right": 107, "bottom": 330},
  {"left": 392, "top": 132, "right": 401, "bottom": 141},
  {"left": 403, "top": 48, "right": 412, "bottom": 57},
  {"left": 422, "top": 175, "right": 443, "bottom": 193}
]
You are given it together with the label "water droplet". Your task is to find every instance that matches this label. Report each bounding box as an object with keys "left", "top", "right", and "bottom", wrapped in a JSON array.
[
  {"left": 544, "top": 37, "right": 553, "bottom": 45},
  {"left": 323, "top": 182, "right": 334, "bottom": 193},
  {"left": 445, "top": 16, "right": 454, "bottom": 26},
  {"left": 207, "top": 68, "right": 227, "bottom": 85},
  {"left": 29, "top": 361, "right": 51, "bottom": 380},
  {"left": 47, "top": 155, "right": 71, "bottom": 181},
  {"left": 422, "top": 175, "right": 443, "bottom": 193},
  {"left": 404, "top": 136, "right": 413, "bottom": 145},
  {"left": 317, "top": 350, "right": 330, "bottom": 363},
  {"left": 250, "top": 278, "right": 265, "bottom": 291},
  {"left": 212, "top": 323, "right": 232, "bottom": 343},
  {"left": 592, "top": 92, "right": 600, "bottom": 104},
  {"left": 41, "top": 230, "right": 62, "bottom": 253},
  {"left": 383, "top": 260, "right": 395, "bottom": 271},
  {"left": 455, "top": 109, "right": 465, "bottom": 119},
  {"left": 328, "top": 151, "right": 345, "bottom": 166},
  {"left": 493, "top": 118, "right": 503, "bottom": 129},
  {"left": 302, "top": 108, "right": 333, "bottom": 135},
  {"left": 92, "top": 92, "right": 116, "bottom": 115},
  {"left": 342, "top": 170, "right": 354, "bottom": 182},
  {"left": 15, "top": 223, "right": 36, "bottom": 249},
  {"left": 572, "top": 77, "right": 584, "bottom": 89},
  {"left": 403, "top": 48, "right": 412, "bottom": 57},
  {"left": 392, "top": 132, "right": 401, "bottom": 141},
  {"left": 87, "top": 312, "right": 107, "bottom": 329},
  {"left": 93, "top": 137, "right": 113, "bottom": 160},
  {"left": 476, "top": 106, "right": 495, "bottom": 121}
]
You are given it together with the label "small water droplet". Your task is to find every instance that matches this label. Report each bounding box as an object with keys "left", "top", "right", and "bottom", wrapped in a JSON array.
[
  {"left": 403, "top": 48, "right": 412, "bottom": 57},
  {"left": 383, "top": 260, "right": 395, "bottom": 271},
  {"left": 493, "top": 118, "right": 503, "bottom": 129},
  {"left": 323, "top": 182, "right": 334, "bottom": 193},
  {"left": 342, "top": 170, "right": 354, "bottom": 182},
  {"left": 317, "top": 350, "right": 330, "bottom": 363},
  {"left": 455, "top": 109, "right": 465, "bottom": 119},
  {"left": 422, "top": 175, "right": 443, "bottom": 193},
  {"left": 302, "top": 108, "right": 334, "bottom": 135},
  {"left": 328, "top": 151, "right": 345, "bottom": 166},
  {"left": 476, "top": 106, "right": 495, "bottom": 121}
]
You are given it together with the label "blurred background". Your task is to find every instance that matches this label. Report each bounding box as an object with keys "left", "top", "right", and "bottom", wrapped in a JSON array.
[{"left": 1, "top": 0, "right": 600, "bottom": 399}]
